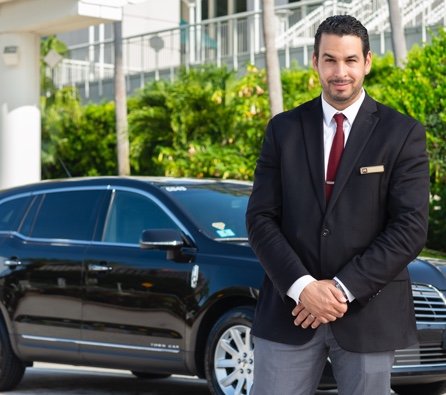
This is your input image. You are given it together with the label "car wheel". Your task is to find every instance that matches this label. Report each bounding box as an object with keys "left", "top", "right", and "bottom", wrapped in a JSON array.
[
  {"left": 0, "top": 320, "right": 25, "bottom": 391},
  {"left": 131, "top": 371, "right": 171, "bottom": 379},
  {"left": 392, "top": 381, "right": 446, "bottom": 395},
  {"left": 204, "top": 306, "right": 254, "bottom": 395}
]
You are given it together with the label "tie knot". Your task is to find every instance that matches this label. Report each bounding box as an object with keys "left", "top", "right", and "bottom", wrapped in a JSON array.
[{"left": 333, "top": 113, "right": 344, "bottom": 127}]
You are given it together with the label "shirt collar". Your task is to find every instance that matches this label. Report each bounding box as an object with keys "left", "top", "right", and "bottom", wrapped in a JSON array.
[{"left": 321, "top": 89, "right": 366, "bottom": 127}]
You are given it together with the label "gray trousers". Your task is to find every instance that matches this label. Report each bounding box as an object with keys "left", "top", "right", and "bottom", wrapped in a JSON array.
[{"left": 250, "top": 325, "right": 395, "bottom": 395}]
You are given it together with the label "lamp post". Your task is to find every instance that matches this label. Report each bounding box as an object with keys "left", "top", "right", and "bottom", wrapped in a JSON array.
[{"left": 149, "top": 35, "right": 164, "bottom": 81}]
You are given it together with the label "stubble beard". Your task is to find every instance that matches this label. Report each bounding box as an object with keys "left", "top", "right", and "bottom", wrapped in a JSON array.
[{"left": 325, "top": 78, "right": 364, "bottom": 108}]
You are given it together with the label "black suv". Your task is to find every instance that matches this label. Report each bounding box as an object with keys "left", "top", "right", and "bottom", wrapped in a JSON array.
[{"left": 0, "top": 177, "right": 446, "bottom": 395}]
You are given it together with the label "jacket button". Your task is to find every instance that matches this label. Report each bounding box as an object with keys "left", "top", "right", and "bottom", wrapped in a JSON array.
[{"left": 321, "top": 228, "right": 330, "bottom": 237}]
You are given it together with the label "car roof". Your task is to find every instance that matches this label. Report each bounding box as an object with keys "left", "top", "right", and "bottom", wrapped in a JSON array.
[{"left": 0, "top": 176, "right": 252, "bottom": 197}]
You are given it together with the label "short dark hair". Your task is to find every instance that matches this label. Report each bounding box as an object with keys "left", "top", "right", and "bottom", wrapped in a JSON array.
[{"left": 314, "top": 15, "right": 370, "bottom": 60}]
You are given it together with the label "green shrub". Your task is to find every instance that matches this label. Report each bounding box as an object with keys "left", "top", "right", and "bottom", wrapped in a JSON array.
[
  {"left": 41, "top": 30, "right": 446, "bottom": 251},
  {"left": 374, "top": 30, "right": 446, "bottom": 251},
  {"left": 41, "top": 87, "right": 117, "bottom": 178}
]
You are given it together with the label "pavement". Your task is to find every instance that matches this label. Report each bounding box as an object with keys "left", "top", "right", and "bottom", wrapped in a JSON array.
[
  {"left": 7, "top": 363, "right": 341, "bottom": 394},
  {"left": 8, "top": 363, "right": 211, "bottom": 395}
]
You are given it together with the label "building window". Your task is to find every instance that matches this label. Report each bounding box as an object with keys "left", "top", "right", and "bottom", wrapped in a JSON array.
[
  {"left": 235, "top": 0, "right": 247, "bottom": 13},
  {"left": 201, "top": 0, "right": 209, "bottom": 20},
  {"left": 216, "top": 1, "right": 228, "bottom": 17},
  {"left": 197, "top": 0, "right": 248, "bottom": 21}
]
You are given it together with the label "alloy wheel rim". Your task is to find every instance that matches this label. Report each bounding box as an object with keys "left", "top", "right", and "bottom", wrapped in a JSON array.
[{"left": 214, "top": 324, "right": 254, "bottom": 395}]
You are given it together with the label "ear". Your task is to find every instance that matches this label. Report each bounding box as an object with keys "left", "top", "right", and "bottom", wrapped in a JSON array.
[
  {"left": 365, "top": 51, "right": 372, "bottom": 75},
  {"left": 312, "top": 52, "right": 318, "bottom": 71}
]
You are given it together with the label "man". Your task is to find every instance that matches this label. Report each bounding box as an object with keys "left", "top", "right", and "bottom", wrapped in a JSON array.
[{"left": 246, "top": 15, "right": 429, "bottom": 395}]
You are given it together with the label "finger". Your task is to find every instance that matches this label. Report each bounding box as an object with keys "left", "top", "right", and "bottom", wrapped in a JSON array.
[
  {"left": 294, "top": 310, "right": 309, "bottom": 326},
  {"left": 300, "top": 313, "right": 317, "bottom": 329},
  {"left": 333, "top": 290, "right": 347, "bottom": 304},
  {"left": 311, "top": 318, "right": 323, "bottom": 329},
  {"left": 308, "top": 303, "right": 347, "bottom": 320},
  {"left": 292, "top": 303, "right": 305, "bottom": 317},
  {"left": 316, "top": 316, "right": 330, "bottom": 324},
  {"left": 294, "top": 309, "right": 314, "bottom": 326},
  {"left": 312, "top": 312, "right": 339, "bottom": 324},
  {"left": 319, "top": 300, "right": 348, "bottom": 317},
  {"left": 331, "top": 302, "right": 348, "bottom": 316}
]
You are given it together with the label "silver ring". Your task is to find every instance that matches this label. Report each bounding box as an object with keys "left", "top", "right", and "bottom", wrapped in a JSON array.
[{"left": 309, "top": 314, "right": 315, "bottom": 319}]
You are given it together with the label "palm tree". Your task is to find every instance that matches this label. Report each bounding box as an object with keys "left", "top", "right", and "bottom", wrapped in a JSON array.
[
  {"left": 387, "top": 0, "right": 407, "bottom": 67},
  {"left": 262, "top": 0, "right": 283, "bottom": 116},
  {"left": 113, "top": 21, "right": 130, "bottom": 176}
]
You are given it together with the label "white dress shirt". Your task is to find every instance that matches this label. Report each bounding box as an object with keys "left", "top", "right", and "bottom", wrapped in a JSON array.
[{"left": 286, "top": 90, "right": 366, "bottom": 304}]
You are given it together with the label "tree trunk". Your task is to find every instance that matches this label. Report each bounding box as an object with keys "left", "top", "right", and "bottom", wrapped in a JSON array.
[
  {"left": 387, "top": 0, "right": 407, "bottom": 67},
  {"left": 262, "top": 0, "right": 283, "bottom": 116},
  {"left": 113, "top": 21, "right": 130, "bottom": 176}
]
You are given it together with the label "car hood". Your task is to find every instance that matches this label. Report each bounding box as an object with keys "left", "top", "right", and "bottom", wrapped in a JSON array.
[{"left": 409, "top": 256, "right": 446, "bottom": 292}]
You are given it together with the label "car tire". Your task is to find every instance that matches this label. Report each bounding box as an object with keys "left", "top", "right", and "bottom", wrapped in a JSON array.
[
  {"left": 204, "top": 306, "right": 255, "bottom": 395},
  {"left": 131, "top": 371, "right": 171, "bottom": 379},
  {"left": 0, "top": 320, "right": 25, "bottom": 391},
  {"left": 392, "top": 381, "right": 446, "bottom": 395}
]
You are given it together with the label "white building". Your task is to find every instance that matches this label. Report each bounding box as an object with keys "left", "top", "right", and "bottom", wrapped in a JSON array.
[
  {"left": 52, "top": 0, "right": 446, "bottom": 101},
  {"left": 0, "top": 0, "right": 128, "bottom": 189}
]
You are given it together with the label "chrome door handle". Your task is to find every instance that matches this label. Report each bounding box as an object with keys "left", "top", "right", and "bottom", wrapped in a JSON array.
[
  {"left": 4, "top": 259, "right": 22, "bottom": 267},
  {"left": 88, "top": 264, "right": 112, "bottom": 272}
]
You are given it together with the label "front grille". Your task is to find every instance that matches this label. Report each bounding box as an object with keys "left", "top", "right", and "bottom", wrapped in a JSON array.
[
  {"left": 394, "top": 345, "right": 446, "bottom": 368},
  {"left": 393, "top": 284, "right": 446, "bottom": 369},
  {"left": 412, "top": 283, "right": 446, "bottom": 323}
]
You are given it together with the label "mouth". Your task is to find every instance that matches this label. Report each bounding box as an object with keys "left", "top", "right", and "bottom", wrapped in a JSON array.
[
  {"left": 331, "top": 80, "right": 351, "bottom": 88},
  {"left": 330, "top": 81, "right": 352, "bottom": 94}
]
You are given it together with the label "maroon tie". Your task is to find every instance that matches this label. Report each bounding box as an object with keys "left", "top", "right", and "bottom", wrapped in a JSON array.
[{"left": 326, "top": 113, "right": 345, "bottom": 202}]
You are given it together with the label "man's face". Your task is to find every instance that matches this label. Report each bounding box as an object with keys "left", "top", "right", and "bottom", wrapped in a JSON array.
[{"left": 312, "top": 33, "right": 372, "bottom": 110}]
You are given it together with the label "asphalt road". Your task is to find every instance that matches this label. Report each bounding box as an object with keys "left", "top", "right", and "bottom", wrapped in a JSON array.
[
  {"left": 12, "top": 363, "right": 446, "bottom": 395},
  {"left": 7, "top": 363, "right": 339, "bottom": 395},
  {"left": 8, "top": 363, "right": 210, "bottom": 395}
]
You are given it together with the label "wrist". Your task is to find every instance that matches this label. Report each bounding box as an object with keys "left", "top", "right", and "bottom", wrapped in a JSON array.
[{"left": 333, "top": 279, "right": 348, "bottom": 301}]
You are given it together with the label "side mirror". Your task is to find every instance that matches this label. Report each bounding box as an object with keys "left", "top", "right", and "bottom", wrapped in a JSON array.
[
  {"left": 140, "top": 229, "right": 195, "bottom": 262},
  {"left": 140, "top": 229, "right": 185, "bottom": 250}
]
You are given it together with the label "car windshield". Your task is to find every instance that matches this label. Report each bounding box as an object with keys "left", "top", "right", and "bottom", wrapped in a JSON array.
[{"left": 161, "top": 182, "right": 251, "bottom": 242}]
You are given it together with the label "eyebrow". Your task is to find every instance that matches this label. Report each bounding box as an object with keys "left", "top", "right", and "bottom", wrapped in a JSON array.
[{"left": 321, "top": 53, "right": 360, "bottom": 60}]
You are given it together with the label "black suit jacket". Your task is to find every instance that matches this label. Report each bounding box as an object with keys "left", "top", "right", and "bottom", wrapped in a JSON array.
[{"left": 246, "top": 94, "right": 429, "bottom": 352}]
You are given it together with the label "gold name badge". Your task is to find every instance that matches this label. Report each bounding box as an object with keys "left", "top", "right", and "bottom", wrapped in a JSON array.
[{"left": 360, "top": 165, "right": 385, "bottom": 174}]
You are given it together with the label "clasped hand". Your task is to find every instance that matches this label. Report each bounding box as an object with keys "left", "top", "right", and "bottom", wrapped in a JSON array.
[{"left": 292, "top": 280, "right": 348, "bottom": 329}]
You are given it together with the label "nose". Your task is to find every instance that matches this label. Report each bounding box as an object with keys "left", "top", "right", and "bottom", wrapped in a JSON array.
[{"left": 334, "top": 62, "right": 347, "bottom": 77}]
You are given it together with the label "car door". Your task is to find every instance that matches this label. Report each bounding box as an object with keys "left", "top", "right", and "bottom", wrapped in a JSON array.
[
  {"left": 5, "top": 188, "right": 108, "bottom": 363},
  {"left": 81, "top": 188, "right": 199, "bottom": 371}
]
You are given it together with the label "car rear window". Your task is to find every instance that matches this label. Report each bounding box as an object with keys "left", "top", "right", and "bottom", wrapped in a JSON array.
[{"left": 25, "top": 190, "right": 106, "bottom": 241}]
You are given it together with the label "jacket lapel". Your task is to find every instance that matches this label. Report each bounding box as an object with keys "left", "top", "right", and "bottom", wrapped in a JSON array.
[
  {"left": 326, "top": 94, "right": 379, "bottom": 212},
  {"left": 302, "top": 97, "right": 325, "bottom": 214}
]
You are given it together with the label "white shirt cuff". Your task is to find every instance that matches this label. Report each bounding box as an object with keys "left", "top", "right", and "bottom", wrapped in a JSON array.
[
  {"left": 334, "top": 277, "right": 355, "bottom": 302},
  {"left": 286, "top": 275, "right": 316, "bottom": 304}
]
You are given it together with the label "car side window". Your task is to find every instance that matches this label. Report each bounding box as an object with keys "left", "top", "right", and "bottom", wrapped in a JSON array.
[
  {"left": 103, "top": 190, "right": 177, "bottom": 244},
  {"left": 0, "top": 196, "right": 31, "bottom": 231},
  {"left": 28, "top": 190, "right": 105, "bottom": 241}
]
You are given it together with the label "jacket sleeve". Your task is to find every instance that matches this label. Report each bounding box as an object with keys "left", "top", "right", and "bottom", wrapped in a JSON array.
[
  {"left": 246, "top": 118, "right": 310, "bottom": 299},
  {"left": 337, "top": 120, "right": 429, "bottom": 305}
]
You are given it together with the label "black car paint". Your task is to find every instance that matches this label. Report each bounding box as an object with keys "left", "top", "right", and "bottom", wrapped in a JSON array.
[
  {"left": 0, "top": 178, "right": 261, "bottom": 375},
  {"left": 0, "top": 177, "right": 445, "bottom": 393}
]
